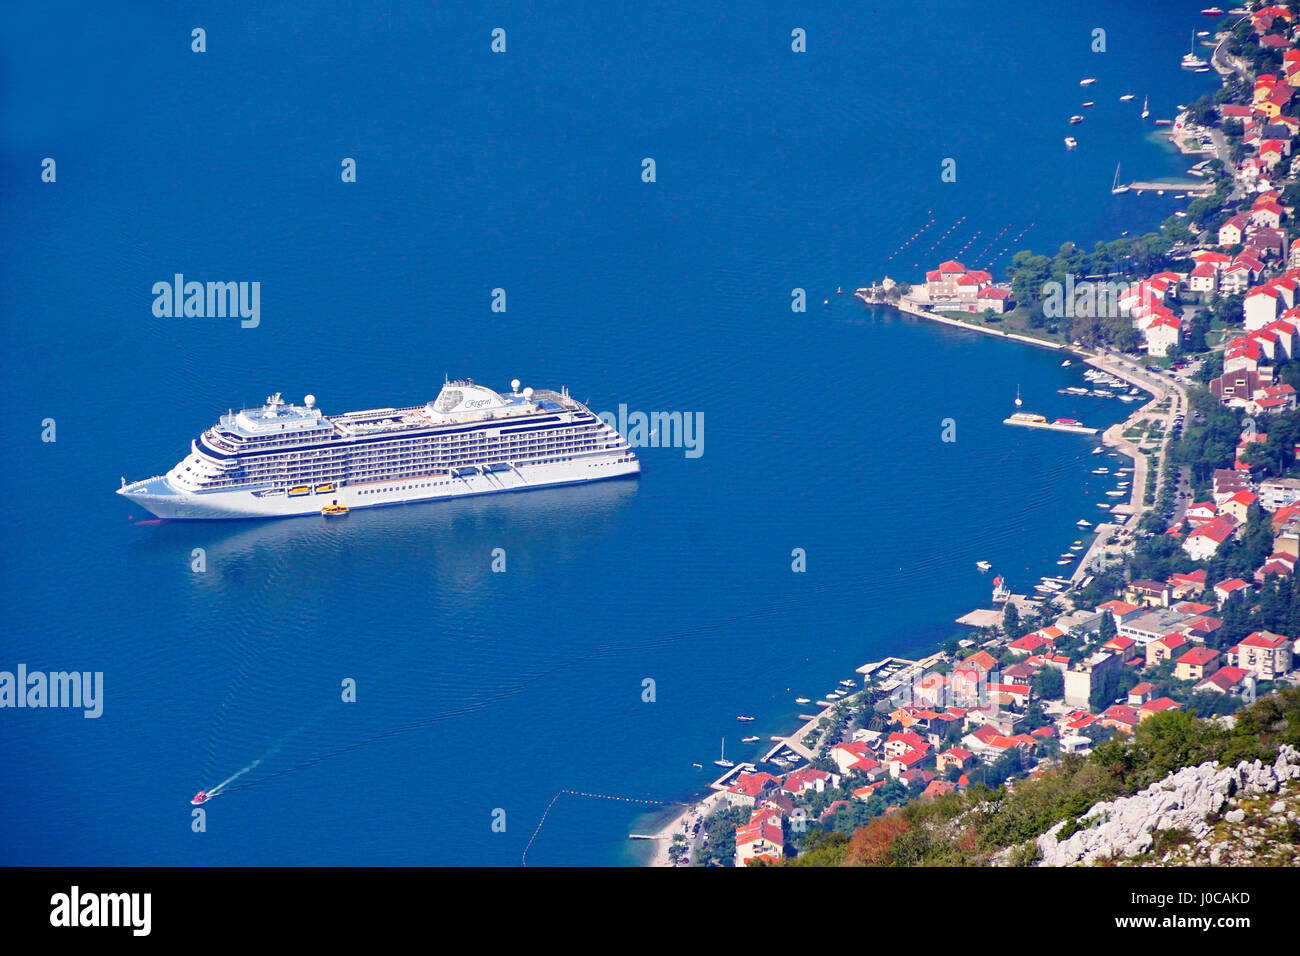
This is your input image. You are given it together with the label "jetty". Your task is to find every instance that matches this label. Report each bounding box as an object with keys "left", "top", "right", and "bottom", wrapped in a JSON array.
[
  {"left": 1126, "top": 179, "right": 1214, "bottom": 195},
  {"left": 856, "top": 288, "right": 1067, "bottom": 351},
  {"left": 1003, "top": 414, "right": 1099, "bottom": 435}
]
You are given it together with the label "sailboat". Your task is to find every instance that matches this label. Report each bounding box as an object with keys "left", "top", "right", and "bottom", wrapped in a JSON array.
[
  {"left": 1181, "top": 32, "right": 1208, "bottom": 69},
  {"left": 1015, "top": 385, "right": 1023, "bottom": 408},
  {"left": 1111, "top": 163, "right": 1130, "bottom": 195},
  {"left": 1140, "top": 95, "right": 1150, "bottom": 119},
  {"left": 714, "top": 738, "right": 734, "bottom": 768}
]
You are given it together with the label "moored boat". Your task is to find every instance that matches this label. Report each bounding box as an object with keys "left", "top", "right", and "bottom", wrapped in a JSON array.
[{"left": 714, "top": 739, "right": 734, "bottom": 768}]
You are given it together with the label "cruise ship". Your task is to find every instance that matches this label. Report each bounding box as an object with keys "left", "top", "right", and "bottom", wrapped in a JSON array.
[{"left": 118, "top": 378, "right": 640, "bottom": 519}]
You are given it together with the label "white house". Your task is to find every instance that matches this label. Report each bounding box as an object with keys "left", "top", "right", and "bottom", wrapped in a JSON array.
[
  {"left": 1182, "top": 516, "right": 1238, "bottom": 561},
  {"left": 1144, "top": 316, "right": 1182, "bottom": 356},
  {"left": 1245, "top": 286, "right": 1282, "bottom": 331}
]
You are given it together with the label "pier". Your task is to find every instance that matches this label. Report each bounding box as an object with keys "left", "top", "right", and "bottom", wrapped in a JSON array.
[
  {"left": 1003, "top": 416, "right": 1099, "bottom": 435},
  {"left": 1125, "top": 180, "right": 1214, "bottom": 195}
]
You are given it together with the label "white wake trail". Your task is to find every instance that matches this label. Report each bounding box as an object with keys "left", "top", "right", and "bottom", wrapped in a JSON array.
[{"left": 207, "top": 759, "right": 262, "bottom": 796}]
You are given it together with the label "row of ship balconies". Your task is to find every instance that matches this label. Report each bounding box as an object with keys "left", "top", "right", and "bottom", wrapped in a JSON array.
[{"left": 190, "top": 435, "right": 618, "bottom": 489}]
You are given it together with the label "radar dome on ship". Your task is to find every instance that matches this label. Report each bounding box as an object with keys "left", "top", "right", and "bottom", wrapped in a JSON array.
[
  {"left": 511, "top": 379, "right": 521, "bottom": 393},
  {"left": 304, "top": 395, "right": 316, "bottom": 408},
  {"left": 523, "top": 387, "right": 534, "bottom": 399}
]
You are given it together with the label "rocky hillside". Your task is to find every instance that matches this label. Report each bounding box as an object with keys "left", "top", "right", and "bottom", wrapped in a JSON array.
[
  {"left": 799, "top": 689, "right": 1300, "bottom": 867},
  {"left": 1029, "top": 745, "right": 1300, "bottom": 866}
]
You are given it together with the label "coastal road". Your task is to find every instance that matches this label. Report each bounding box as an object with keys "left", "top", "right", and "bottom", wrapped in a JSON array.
[{"left": 1085, "top": 351, "right": 1188, "bottom": 525}]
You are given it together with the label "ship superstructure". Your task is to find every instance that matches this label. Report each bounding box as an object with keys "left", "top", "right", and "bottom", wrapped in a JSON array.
[{"left": 119, "top": 379, "right": 639, "bottom": 519}]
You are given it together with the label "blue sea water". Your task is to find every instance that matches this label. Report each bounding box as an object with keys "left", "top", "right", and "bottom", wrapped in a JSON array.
[{"left": 1, "top": 1, "right": 1217, "bottom": 865}]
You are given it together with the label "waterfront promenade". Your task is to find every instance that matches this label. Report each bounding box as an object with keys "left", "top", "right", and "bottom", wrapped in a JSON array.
[
  {"left": 642, "top": 654, "right": 939, "bottom": 864},
  {"left": 859, "top": 292, "right": 1190, "bottom": 595},
  {"left": 1065, "top": 353, "right": 1187, "bottom": 585},
  {"left": 855, "top": 290, "right": 1067, "bottom": 352}
]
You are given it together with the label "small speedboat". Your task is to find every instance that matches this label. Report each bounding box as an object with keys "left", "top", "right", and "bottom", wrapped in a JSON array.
[
  {"left": 1080, "top": 77, "right": 1096, "bottom": 86},
  {"left": 1077, "top": 519, "right": 1093, "bottom": 527},
  {"left": 976, "top": 560, "right": 992, "bottom": 571},
  {"left": 191, "top": 791, "right": 210, "bottom": 806},
  {"left": 736, "top": 714, "right": 755, "bottom": 722},
  {"left": 741, "top": 735, "right": 760, "bottom": 743},
  {"left": 1065, "top": 137, "right": 1078, "bottom": 149},
  {"left": 1061, "top": 359, "right": 1072, "bottom": 366},
  {"left": 1069, "top": 115, "right": 1084, "bottom": 125},
  {"left": 794, "top": 697, "right": 811, "bottom": 705}
]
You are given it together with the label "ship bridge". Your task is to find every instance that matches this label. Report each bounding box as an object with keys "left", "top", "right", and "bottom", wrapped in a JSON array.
[
  {"left": 222, "top": 393, "right": 329, "bottom": 438},
  {"left": 424, "top": 379, "right": 536, "bottom": 424}
]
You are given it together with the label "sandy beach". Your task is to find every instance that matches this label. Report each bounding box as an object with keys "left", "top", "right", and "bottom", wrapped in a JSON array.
[{"left": 644, "top": 789, "right": 728, "bottom": 867}]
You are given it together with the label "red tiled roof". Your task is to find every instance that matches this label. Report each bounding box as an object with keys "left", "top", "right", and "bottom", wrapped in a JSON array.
[
  {"left": 1240, "top": 630, "right": 1288, "bottom": 649},
  {"left": 1141, "top": 697, "right": 1180, "bottom": 714},
  {"left": 1177, "top": 647, "right": 1219, "bottom": 667}
]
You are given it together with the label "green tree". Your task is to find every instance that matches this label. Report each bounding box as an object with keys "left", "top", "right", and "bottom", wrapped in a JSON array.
[
  {"left": 1002, "top": 601, "right": 1021, "bottom": 637},
  {"left": 1033, "top": 666, "right": 1064, "bottom": 699}
]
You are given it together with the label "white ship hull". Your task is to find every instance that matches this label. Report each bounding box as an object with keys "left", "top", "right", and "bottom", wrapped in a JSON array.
[{"left": 121, "top": 455, "right": 640, "bottom": 520}]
